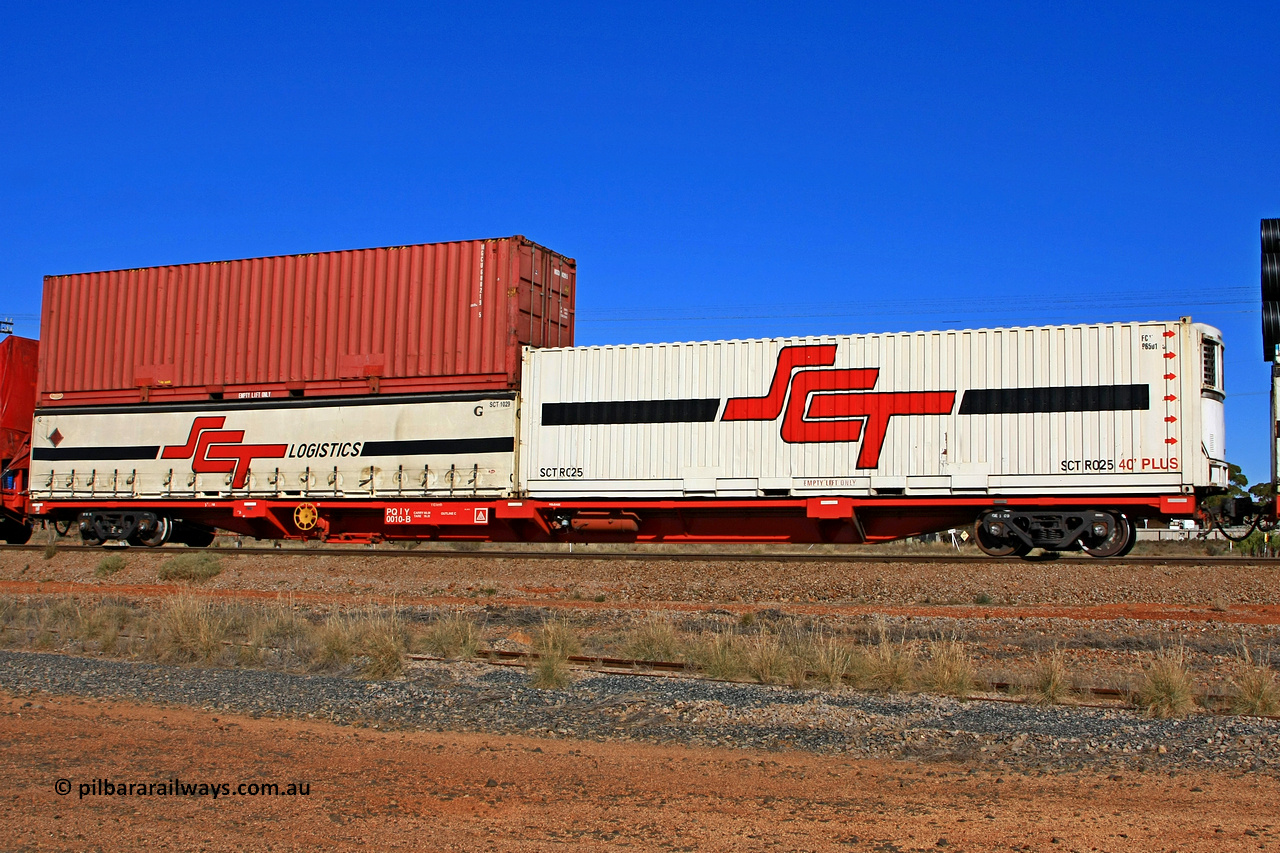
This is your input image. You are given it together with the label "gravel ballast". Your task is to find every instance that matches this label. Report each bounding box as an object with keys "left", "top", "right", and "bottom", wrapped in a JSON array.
[{"left": 3, "top": 649, "right": 1277, "bottom": 775}]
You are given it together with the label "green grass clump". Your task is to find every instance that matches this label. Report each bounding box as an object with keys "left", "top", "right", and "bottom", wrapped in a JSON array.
[
  {"left": 157, "top": 553, "right": 222, "bottom": 583},
  {"left": 94, "top": 554, "right": 126, "bottom": 578}
]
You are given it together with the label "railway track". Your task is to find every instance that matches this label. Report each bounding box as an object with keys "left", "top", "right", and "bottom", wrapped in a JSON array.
[
  {"left": 1, "top": 542, "right": 1275, "bottom": 565},
  {"left": 2, "top": 620, "right": 1272, "bottom": 716}
]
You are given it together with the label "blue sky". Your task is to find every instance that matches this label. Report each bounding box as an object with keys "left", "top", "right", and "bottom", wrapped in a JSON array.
[{"left": 2, "top": 2, "right": 1275, "bottom": 481}]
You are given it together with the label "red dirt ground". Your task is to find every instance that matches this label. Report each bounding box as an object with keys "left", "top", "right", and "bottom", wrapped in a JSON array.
[{"left": 3, "top": 691, "right": 1277, "bottom": 852}]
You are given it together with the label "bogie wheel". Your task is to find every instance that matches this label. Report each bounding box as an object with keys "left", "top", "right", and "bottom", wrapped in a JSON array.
[
  {"left": 293, "top": 502, "right": 319, "bottom": 532},
  {"left": 1115, "top": 517, "right": 1138, "bottom": 557},
  {"left": 974, "top": 519, "right": 1028, "bottom": 557},
  {"left": 1082, "top": 513, "right": 1135, "bottom": 558},
  {"left": 135, "top": 517, "right": 172, "bottom": 548}
]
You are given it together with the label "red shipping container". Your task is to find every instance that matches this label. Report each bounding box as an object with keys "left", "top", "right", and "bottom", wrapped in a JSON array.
[
  {"left": 38, "top": 236, "right": 575, "bottom": 406},
  {"left": 0, "top": 336, "right": 38, "bottom": 461}
]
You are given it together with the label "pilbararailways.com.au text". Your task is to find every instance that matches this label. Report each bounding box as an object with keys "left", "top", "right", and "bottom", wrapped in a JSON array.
[{"left": 56, "top": 778, "right": 311, "bottom": 799}]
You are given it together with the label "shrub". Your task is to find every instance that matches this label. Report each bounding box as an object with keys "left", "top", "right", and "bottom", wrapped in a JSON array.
[
  {"left": 158, "top": 553, "right": 222, "bottom": 583},
  {"left": 1135, "top": 646, "right": 1197, "bottom": 719},
  {"left": 94, "top": 554, "right": 126, "bottom": 578}
]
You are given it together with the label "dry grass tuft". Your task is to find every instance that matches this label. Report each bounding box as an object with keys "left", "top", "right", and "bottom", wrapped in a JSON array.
[
  {"left": 922, "top": 638, "right": 975, "bottom": 698},
  {"left": 1135, "top": 645, "right": 1198, "bottom": 719},
  {"left": 1229, "top": 643, "right": 1280, "bottom": 716},
  {"left": 692, "top": 632, "right": 746, "bottom": 681},
  {"left": 534, "top": 619, "right": 581, "bottom": 659},
  {"left": 154, "top": 595, "right": 230, "bottom": 663},
  {"left": 77, "top": 601, "right": 138, "bottom": 653},
  {"left": 308, "top": 606, "right": 406, "bottom": 678},
  {"left": 868, "top": 620, "right": 916, "bottom": 693},
  {"left": 810, "top": 636, "right": 858, "bottom": 689},
  {"left": 624, "top": 616, "right": 684, "bottom": 662},
  {"left": 157, "top": 553, "right": 222, "bottom": 583},
  {"left": 529, "top": 652, "right": 572, "bottom": 689},
  {"left": 240, "top": 599, "right": 308, "bottom": 664},
  {"left": 745, "top": 632, "right": 791, "bottom": 685},
  {"left": 1026, "top": 650, "right": 1074, "bottom": 705},
  {"left": 529, "top": 618, "right": 579, "bottom": 689},
  {"left": 418, "top": 611, "right": 481, "bottom": 659}
]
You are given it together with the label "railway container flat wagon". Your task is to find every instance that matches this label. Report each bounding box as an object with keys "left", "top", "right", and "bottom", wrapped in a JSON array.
[
  {"left": 517, "top": 318, "right": 1226, "bottom": 555},
  {"left": 23, "top": 313, "right": 1227, "bottom": 556}
]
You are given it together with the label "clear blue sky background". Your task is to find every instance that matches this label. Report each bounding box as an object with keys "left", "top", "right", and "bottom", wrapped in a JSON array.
[{"left": 2, "top": 2, "right": 1275, "bottom": 481}]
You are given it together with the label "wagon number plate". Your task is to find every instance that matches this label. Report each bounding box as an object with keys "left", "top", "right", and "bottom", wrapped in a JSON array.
[{"left": 384, "top": 505, "right": 490, "bottom": 525}]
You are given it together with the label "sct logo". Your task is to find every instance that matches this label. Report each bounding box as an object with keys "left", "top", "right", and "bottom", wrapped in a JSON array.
[
  {"left": 163, "top": 417, "right": 288, "bottom": 488},
  {"left": 721, "top": 345, "right": 956, "bottom": 468}
]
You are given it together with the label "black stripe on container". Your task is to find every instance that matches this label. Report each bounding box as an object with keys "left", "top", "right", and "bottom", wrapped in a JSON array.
[
  {"left": 31, "top": 446, "right": 160, "bottom": 461},
  {"left": 542, "top": 399, "right": 721, "bottom": 426},
  {"left": 359, "top": 437, "right": 514, "bottom": 457},
  {"left": 958, "top": 384, "right": 1149, "bottom": 415}
]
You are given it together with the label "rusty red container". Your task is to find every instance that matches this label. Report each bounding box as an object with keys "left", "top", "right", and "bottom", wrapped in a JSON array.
[
  {"left": 37, "top": 236, "right": 575, "bottom": 406},
  {"left": 0, "top": 335, "right": 38, "bottom": 461}
]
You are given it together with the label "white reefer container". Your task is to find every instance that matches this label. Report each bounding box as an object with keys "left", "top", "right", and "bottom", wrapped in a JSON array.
[
  {"left": 29, "top": 393, "right": 518, "bottom": 501},
  {"left": 519, "top": 319, "right": 1229, "bottom": 498}
]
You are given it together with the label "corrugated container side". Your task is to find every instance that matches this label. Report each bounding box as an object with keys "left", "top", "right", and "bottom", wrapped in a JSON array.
[
  {"left": 0, "top": 336, "right": 38, "bottom": 461},
  {"left": 519, "top": 321, "right": 1215, "bottom": 498},
  {"left": 37, "top": 236, "right": 574, "bottom": 406}
]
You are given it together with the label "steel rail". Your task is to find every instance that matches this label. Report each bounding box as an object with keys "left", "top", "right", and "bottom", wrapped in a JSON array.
[{"left": 0, "top": 542, "right": 1275, "bottom": 565}]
